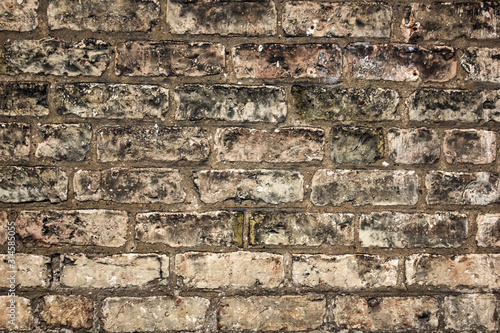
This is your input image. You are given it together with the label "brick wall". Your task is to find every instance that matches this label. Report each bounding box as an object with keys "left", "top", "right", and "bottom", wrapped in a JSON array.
[{"left": 0, "top": 0, "right": 499, "bottom": 331}]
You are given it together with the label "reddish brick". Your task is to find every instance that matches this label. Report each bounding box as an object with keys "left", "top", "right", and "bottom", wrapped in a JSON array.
[
  {"left": 40, "top": 295, "right": 93, "bottom": 329},
  {"left": 477, "top": 214, "right": 500, "bottom": 247},
  {"left": 0, "top": 123, "right": 30, "bottom": 161},
  {"left": 444, "top": 129, "right": 496, "bottom": 164},
  {"left": 0, "top": 211, "right": 7, "bottom": 245},
  {"left": 0, "top": 0, "right": 38, "bottom": 31}
]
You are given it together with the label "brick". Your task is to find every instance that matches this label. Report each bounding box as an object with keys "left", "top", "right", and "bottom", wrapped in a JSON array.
[
  {"left": 218, "top": 295, "right": 325, "bottom": 331},
  {"left": 407, "top": 89, "right": 500, "bottom": 123},
  {"left": 16, "top": 210, "right": 128, "bottom": 247},
  {"left": 176, "top": 251, "right": 284, "bottom": 289},
  {"left": 388, "top": 127, "right": 440, "bottom": 164},
  {"left": 102, "top": 296, "right": 209, "bottom": 332},
  {"left": 168, "top": 0, "right": 276, "bottom": 36},
  {"left": 292, "top": 86, "right": 399, "bottom": 122},
  {"left": 360, "top": 211, "right": 468, "bottom": 248},
  {"left": 0, "top": 0, "right": 38, "bottom": 31},
  {"left": 444, "top": 129, "right": 496, "bottom": 164},
  {"left": 0, "top": 211, "right": 6, "bottom": 245},
  {"left": 0, "top": 123, "right": 30, "bottom": 161},
  {"left": 136, "top": 211, "right": 243, "bottom": 247},
  {"left": 115, "top": 41, "right": 224, "bottom": 76},
  {"left": 477, "top": 214, "right": 500, "bottom": 247},
  {"left": 48, "top": 0, "right": 159, "bottom": 32},
  {"left": 444, "top": 294, "right": 498, "bottom": 331},
  {"left": 406, "top": 254, "right": 500, "bottom": 290},
  {"left": 0, "top": 83, "right": 48, "bottom": 117},
  {"left": 5, "top": 39, "right": 110, "bottom": 76},
  {"left": 35, "top": 124, "right": 92, "bottom": 162},
  {"left": 331, "top": 126, "right": 384, "bottom": 164},
  {"left": 0, "top": 167, "right": 67, "bottom": 203},
  {"left": 55, "top": 83, "right": 169, "bottom": 119},
  {"left": 333, "top": 295, "right": 439, "bottom": 330},
  {"left": 193, "top": 169, "right": 303, "bottom": 204},
  {"left": 74, "top": 168, "right": 185, "bottom": 204},
  {"left": 462, "top": 47, "right": 500, "bottom": 83},
  {"left": 0, "top": 296, "right": 33, "bottom": 330},
  {"left": 346, "top": 43, "right": 457, "bottom": 82},
  {"left": 61, "top": 253, "right": 168, "bottom": 288},
  {"left": 233, "top": 43, "right": 342, "bottom": 80},
  {"left": 401, "top": 2, "right": 500, "bottom": 41},
  {"left": 175, "top": 85, "right": 286, "bottom": 122},
  {"left": 293, "top": 254, "right": 398, "bottom": 289},
  {"left": 0, "top": 254, "right": 50, "bottom": 287},
  {"left": 283, "top": 2, "right": 391, "bottom": 38},
  {"left": 215, "top": 127, "right": 324, "bottom": 162},
  {"left": 426, "top": 171, "right": 500, "bottom": 205},
  {"left": 97, "top": 126, "right": 209, "bottom": 162},
  {"left": 40, "top": 295, "right": 93, "bottom": 329},
  {"left": 249, "top": 211, "right": 354, "bottom": 246},
  {"left": 311, "top": 169, "right": 418, "bottom": 206}
]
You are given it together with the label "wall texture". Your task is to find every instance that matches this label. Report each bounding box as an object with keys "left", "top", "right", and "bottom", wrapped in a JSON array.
[{"left": 0, "top": 0, "right": 499, "bottom": 331}]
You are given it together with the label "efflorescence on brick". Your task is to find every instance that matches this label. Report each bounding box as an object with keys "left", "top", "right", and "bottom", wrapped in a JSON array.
[{"left": 0, "top": 0, "right": 499, "bottom": 332}]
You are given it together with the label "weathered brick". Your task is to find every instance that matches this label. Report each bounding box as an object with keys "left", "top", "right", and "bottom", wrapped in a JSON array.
[
  {"left": 0, "top": 83, "right": 48, "bottom": 117},
  {"left": 193, "top": 169, "right": 303, "bottom": 204},
  {"left": 462, "top": 47, "right": 500, "bottom": 83},
  {"left": 0, "top": 211, "right": 7, "bottom": 245},
  {"left": 283, "top": 2, "right": 391, "bottom": 38},
  {"left": 0, "top": 296, "right": 33, "bottom": 330},
  {"left": 444, "top": 129, "right": 496, "bottom": 164},
  {"left": 292, "top": 86, "right": 400, "bottom": 122},
  {"left": 293, "top": 254, "right": 398, "bottom": 289},
  {"left": 233, "top": 43, "right": 342, "bottom": 80},
  {"left": 136, "top": 211, "right": 243, "bottom": 247},
  {"left": 333, "top": 295, "right": 439, "bottom": 330},
  {"left": 74, "top": 168, "right": 185, "bottom": 204},
  {"left": 0, "top": 167, "right": 67, "bottom": 203},
  {"left": 55, "top": 83, "right": 169, "bottom": 119},
  {"left": 40, "top": 295, "right": 93, "bottom": 329},
  {"left": 360, "top": 211, "right": 468, "bottom": 248},
  {"left": 48, "top": 0, "right": 159, "bottom": 32},
  {"left": 0, "top": 0, "right": 38, "bottom": 31},
  {"left": 388, "top": 127, "right": 440, "bottom": 164},
  {"left": 426, "top": 171, "right": 500, "bottom": 205},
  {"left": 331, "top": 126, "right": 384, "bottom": 164},
  {"left": 16, "top": 210, "right": 128, "bottom": 247},
  {"left": 477, "top": 214, "right": 500, "bottom": 247},
  {"left": 116, "top": 41, "right": 224, "bottom": 76},
  {"left": 5, "top": 39, "right": 110, "bottom": 76},
  {"left": 311, "top": 169, "right": 418, "bottom": 206},
  {"left": 218, "top": 295, "right": 325, "bottom": 331},
  {"left": 168, "top": 0, "right": 276, "bottom": 36},
  {"left": 249, "top": 212, "right": 354, "bottom": 246},
  {"left": 0, "top": 123, "right": 30, "bottom": 161},
  {"left": 102, "top": 296, "right": 209, "bottom": 332},
  {"left": 444, "top": 294, "right": 498, "bottom": 331},
  {"left": 407, "top": 89, "right": 500, "bottom": 123},
  {"left": 215, "top": 127, "right": 324, "bottom": 162},
  {"left": 35, "top": 124, "right": 92, "bottom": 162},
  {"left": 406, "top": 254, "right": 500, "bottom": 290},
  {"left": 0, "top": 254, "right": 50, "bottom": 287},
  {"left": 61, "top": 253, "right": 168, "bottom": 288},
  {"left": 175, "top": 85, "right": 286, "bottom": 122},
  {"left": 176, "top": 251, "right": 284, "bottom": 289},
  {"left": 346, "top": 43, "right": 457, "bottom": 82},
  {"left": 402, "top": 2, "right": 500, "bottom": 41}
]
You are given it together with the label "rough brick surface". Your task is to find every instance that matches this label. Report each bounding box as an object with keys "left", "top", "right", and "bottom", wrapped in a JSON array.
[
  {"left": 168, "top": 0, "right": 276, "bottom": 36},
  {"left": 477, "top": 214, "right": 500, "bottom": 247},
  {"left": 16, "top": 210, "right": 128, "bottom": 247},
  {"left": 175, "top": 251, "right": 284, "bottom": 289},
  {"left": 218, "top": 295, "right": 325, "bottom": 331},
  {"left": 0, "top": 297, "right": 33, "bottom": 330},
  {"left": 74, "top": 168, "right": 185, "bottom": 203},
  {"left": 136, "top": 211, "right": 243, "bottom": 247},
  {"left": 0, "top": 254, "right": 50, "bottom": 287},
  {"left": 0, "top": 83, "right": 48, "bottom": 117},
  {"left": 233, "top": 44, "right": 342, "bottom": 80},
  {"left": 444, "top": 129, "right": 496, "bottom": 164},
  {"left": 387, "top": 127, "right": 440, "bottom": 164},
  {"left": 40, "top": 295, "right": 93, "bottom": 329},
  {"left": 0, "top": 0, "right": 37, "bottom": 31},
  {"left": 249, "top": 212, "right": 354, "bottom": 246},
  {"left": 97, "top": 126, "right": 209, "bottom": 162},
  {"left": 311, "top": 169, "right": 418, "bottom": 206},
  {"left": 331, "top": 126, "right": 384, "bottom": 164},
  {"left": 35, "top": 124, "right": 92, "bottom": 161},
  {"left": 215, "top": 127, "right": 324, "bottom": 162},
  {"left": 0, "top": 211, "right": 7, "bottom": 245},
  {"left": 55, "top": 83, "right": 169, "bottom": 119},
  {"left": 444, "top": 294, "right": 498, "bottom": 331},
  {"left": 461, "top": 47, "right": 500, "bottom": 82},
  {"left": 0, "top": 123, "right": 30, "bottom": 161}
]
